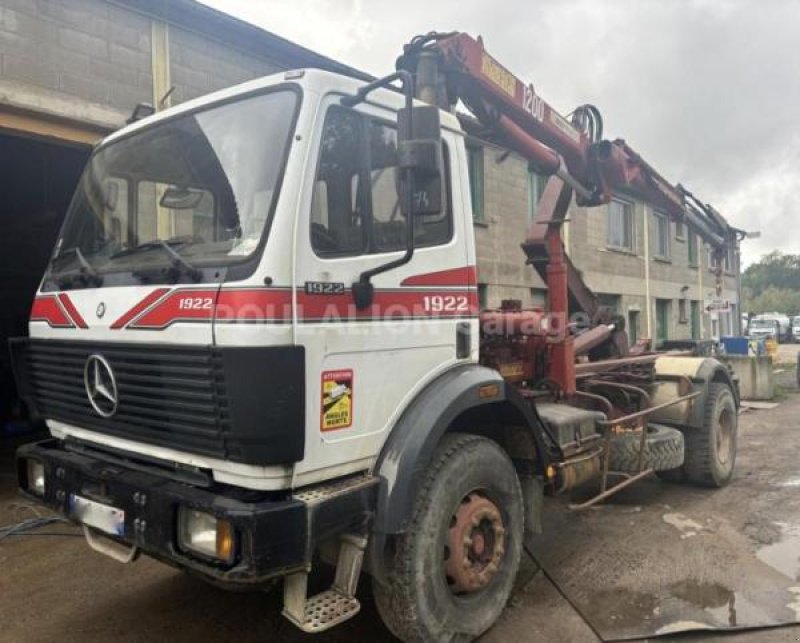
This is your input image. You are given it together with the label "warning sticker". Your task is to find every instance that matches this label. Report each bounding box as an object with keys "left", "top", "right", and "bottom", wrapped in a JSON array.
[{"left": 321, "top": 369, "right": 353, "bottom": 431}]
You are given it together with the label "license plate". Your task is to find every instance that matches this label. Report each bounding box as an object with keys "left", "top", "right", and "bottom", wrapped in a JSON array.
[{"left": 70, "top": 494, "right": 126, "bottom": 536}]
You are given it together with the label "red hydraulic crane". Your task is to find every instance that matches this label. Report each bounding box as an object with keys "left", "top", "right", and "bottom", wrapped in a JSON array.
[{"left": 396, "top": 32, "right": 736, "bottom": 395}]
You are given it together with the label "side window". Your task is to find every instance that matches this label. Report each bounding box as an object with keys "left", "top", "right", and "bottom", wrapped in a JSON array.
[
  {"left": 101, "top": 177, "right": 129, "bottom": 246},
  {"left": 311, "top": 109, "right": 366, "bottom": 256},
  {"left": 368, "top": 122, "right": 452, "bottom": 252},
  {"left": 369, "top": 122, "right": 405, "bottom": 252},
  {"left": 311, "top": 108, "right": 452, "bottom": 258}
]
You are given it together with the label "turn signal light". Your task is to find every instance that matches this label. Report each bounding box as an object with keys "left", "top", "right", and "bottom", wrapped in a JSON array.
[{"left": 177, "top": 507, "right": 235, "bottom": 564}]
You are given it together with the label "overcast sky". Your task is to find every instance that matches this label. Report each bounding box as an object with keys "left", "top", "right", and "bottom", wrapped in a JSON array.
[{"left": 200, "top": 0, "right": 800, "bottom": 266}]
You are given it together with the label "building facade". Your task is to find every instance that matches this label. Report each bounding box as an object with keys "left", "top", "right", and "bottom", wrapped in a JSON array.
[{"left": 466, "top": 135, "right": 742, "bottom": 344}]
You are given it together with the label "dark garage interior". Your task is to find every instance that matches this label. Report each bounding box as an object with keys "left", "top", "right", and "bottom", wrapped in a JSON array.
[{"left": 0, "top": 132, "right": 89, "bottom": 433}]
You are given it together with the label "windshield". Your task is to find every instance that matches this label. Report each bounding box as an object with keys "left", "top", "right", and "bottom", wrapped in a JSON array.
[
  {"left": 750, "top": 320, "right": 776, "bottom": 330},
  {"left": 49, "top": 89, "right": 298, "bottom": 286}
]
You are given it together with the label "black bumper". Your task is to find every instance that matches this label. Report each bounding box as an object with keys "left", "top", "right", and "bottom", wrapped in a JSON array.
[{"left": 17, "top": 440, "right": 377, "bottom": 584}]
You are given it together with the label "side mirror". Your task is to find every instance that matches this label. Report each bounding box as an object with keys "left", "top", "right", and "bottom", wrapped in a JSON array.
[{"left": 397, "top": 105, "right": 444, "bottom": 216}]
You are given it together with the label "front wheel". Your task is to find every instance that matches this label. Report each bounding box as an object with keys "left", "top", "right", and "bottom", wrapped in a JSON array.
[{"left": 373, "top": 434, "right": 523, "bottom": 643}]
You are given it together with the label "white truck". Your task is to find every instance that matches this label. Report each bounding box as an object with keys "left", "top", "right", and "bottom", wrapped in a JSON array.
[
  {"left": 791, "top": 316, "right": 800, "bottom": 343},
  {"left": 748, "top": 313, "right": 791, "bottom": 343},
  {"left": 12, "top": 33, "right": 739, "bottom": 642}
]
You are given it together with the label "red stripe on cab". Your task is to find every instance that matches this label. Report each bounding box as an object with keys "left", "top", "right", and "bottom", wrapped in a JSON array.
[
  {"left": 400, "top": 266, "right": 477, "bottom": 287},
  {"left": 110, "top": 288, "right": 172, "bottom": 329},
  {"left": 57, "top": 293, "right": 88, "bottom": 328},
  {"left": 30, "top": 296, "right": 73, "bottom": 328}
]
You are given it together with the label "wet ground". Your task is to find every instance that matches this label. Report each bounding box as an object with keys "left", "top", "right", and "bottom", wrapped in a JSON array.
[{"left": 2, "top": 367, "right": 800, "bottom": 642}]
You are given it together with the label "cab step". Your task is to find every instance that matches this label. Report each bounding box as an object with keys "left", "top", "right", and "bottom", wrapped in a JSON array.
[{"left": 282, "top": 533, "right": 367, "bottom": 633}]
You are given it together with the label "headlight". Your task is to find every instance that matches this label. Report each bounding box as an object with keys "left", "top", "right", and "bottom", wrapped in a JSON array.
[
  {"left": 25, "top": 459, "right": 45, "bottom": 496},
  {"left": 177, "top": 507, "right": 235, "bottom": 563}
]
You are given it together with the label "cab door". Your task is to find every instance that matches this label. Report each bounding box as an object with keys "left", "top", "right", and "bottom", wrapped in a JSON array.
[{"left": 292, "top": 96, "right": 475, "bottom": 484}]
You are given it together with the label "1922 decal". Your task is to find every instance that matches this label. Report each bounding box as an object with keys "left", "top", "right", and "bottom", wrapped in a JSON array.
[{"left": 305, "top": 281, "right": 346, "bottom": 295}]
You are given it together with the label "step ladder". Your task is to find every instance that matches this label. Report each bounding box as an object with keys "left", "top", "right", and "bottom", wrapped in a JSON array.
[{"left": 282, "top": 533, "right": 367, "bottom": 633}]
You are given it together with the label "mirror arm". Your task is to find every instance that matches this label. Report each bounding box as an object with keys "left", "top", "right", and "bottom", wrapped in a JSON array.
[
  {"left": 352, "top": 165, "right": 416, "bottom": 310},
  {"left": 341, "top": 70, "right": 414, "bottom": 120},
  {"left": 349, "top": 71, "right": 416, "bottom": 310}
]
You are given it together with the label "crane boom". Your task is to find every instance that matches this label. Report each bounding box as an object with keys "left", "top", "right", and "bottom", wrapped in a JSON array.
[
  {"left": 397, "top": 31, "right": 738, "bottom": 393},
  {"left": 396, "top": 31, "right": 731, "bottom": 252}
]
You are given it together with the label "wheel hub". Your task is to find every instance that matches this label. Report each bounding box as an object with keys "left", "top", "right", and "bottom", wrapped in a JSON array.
[{"left": 444, "top": 492, "right": 505, "bottom": 593}]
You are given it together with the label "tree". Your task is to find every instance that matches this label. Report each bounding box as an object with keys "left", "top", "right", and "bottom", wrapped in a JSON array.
[
  {"left": 743, "top": 251, "right": 800, "bottom": 297},
  {"left": 744, "top": 286, "right": 800, "bottom": 317}
]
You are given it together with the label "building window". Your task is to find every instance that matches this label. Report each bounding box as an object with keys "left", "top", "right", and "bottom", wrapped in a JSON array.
[
  {"left": 467, "top": 145, "right": 484, "bottom": 222},
  {"left": 675, "top": 220, "right": 685, "bottom": 240},
  {"left": 707, "top": 246, "right": 730, "bottom": 272},
  {"left": 688, "top": 229, "right": 698, "bottom": 266},
  {"left": 607, "top": 198, "right": 634, "bottom": 251},
  {"left": 528, "top": 167, "right": 547, "bottom": 221},
  {"left": 653, "top": 212, "right": 670, "bottom": 259},
  {"left": 678, "top": 298, "right": 688, "bottom": 324},
  {"left": 311, "top": 107, "right": 452, "bottom": 257}
]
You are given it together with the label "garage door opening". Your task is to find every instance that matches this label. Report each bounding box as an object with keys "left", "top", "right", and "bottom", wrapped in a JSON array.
[{"left": 0, "top": 132, "right": 90, "bottom": 438}]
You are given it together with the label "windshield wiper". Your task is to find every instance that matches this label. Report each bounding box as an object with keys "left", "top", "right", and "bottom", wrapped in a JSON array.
[
  {"left": 49, "top": 247, "right": 103, "bottom": 288},
  {"left": 113, "top": 239, "right": 202, "bottom": 282}
]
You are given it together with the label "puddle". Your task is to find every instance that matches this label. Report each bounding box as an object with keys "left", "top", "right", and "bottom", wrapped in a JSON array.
[
  {"left": 662, "top": 512, "right": 706, "bottom": 538},
  {"left": 756, "top": 522, "right": 800, "bottom": 580},
  {"left": 668, "top": 579, "right": 771, "bottom": 628}
]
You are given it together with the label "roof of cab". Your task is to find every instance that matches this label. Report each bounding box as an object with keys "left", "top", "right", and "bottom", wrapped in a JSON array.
[{"left": 102, "top": 68, "right": 463, "bottom": 146}]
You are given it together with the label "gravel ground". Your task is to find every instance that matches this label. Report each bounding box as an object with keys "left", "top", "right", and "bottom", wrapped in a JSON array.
[{"left": 2, "top": 367, "right": 800, "bottom": 642}]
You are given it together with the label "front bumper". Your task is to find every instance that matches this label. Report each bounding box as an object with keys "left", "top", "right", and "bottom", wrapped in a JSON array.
[{"left": 17, "top": 439, "right": 377, "bottom": 585}]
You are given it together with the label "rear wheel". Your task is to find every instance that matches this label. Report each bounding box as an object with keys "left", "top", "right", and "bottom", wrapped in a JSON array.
[
  {"left": 682, "top": 383, "right": 737, "bottom": 487},
  {"left": 373, "top": 433, "right": 523, "bottom": 643}
]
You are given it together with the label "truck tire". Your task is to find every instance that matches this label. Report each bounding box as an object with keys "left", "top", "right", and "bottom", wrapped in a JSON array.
[
  {"left": 608, "top": 424, "right": 684, "bottom": 473},
  {"left": 682, "top": 383, "right": 737, "bottom": 487},
  {"left": 373, "top": 433, "right": 523, "bottom": 643}
]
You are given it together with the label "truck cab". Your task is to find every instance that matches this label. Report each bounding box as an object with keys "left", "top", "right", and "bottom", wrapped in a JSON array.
[
  {"left": 12, "top": 63, "right": 739, "bottom": 643},
  {"left": 16, "top": 69, "right": 475, "bottom": 489},
  {"left": 14, "top": 68, "right": 491, "bottom": 635}
]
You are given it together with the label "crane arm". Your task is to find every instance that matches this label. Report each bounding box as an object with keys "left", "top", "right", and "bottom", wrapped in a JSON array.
[{"left": 396, "top": 31, "right": 731, "bottom": 253}]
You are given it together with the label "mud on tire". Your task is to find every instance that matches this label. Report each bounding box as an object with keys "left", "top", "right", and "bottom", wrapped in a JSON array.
[
  {"left": 372, "top": 433, "right": 523, "bottom": 643},
  {"left": 608, "top": 423, "right": 685, "bottom": 473}
]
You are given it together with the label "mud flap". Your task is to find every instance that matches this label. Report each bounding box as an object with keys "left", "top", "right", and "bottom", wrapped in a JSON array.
[{"left": 520, "top": 474, "right": 544, "bottom": 538}]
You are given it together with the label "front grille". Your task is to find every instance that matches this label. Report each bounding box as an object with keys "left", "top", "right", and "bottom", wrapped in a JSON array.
[{"left": 24, "top": 340, "right": 230, "bottom": 459}]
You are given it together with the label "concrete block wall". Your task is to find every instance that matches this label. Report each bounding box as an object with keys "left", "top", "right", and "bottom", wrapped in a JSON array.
[
  {"left": 0, "top": 0, "right": 295, "bottom": 128},
  {"left": 0, "top": 0, "right": 152, "bottom": 123},
  {"left": 169, "top": 25, "right": 284, "bottom": 104},
  {"left": 473, "top": 140, "right": 545, "bottom": 309},
  {"left": 470, "top": 140, "right": 741, "bottom": 341}
]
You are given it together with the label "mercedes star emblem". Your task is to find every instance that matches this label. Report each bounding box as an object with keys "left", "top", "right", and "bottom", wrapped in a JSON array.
[
  {"left": 84, "top": 354, "right": 118, "bottom": 417},
  {"left": 96, "top": 302, "right": 106, "bottom": 319}
]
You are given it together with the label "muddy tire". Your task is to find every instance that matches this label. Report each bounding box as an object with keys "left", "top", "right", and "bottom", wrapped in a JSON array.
[
  {"left": 373, "top": 433, "right": 523, "bottom": 643},
  {"left": 682, "top": 383, "right": 737, "bottom": 487},
  {"left": 608, "top": 423, "right": 684, "bottom": 473}
]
